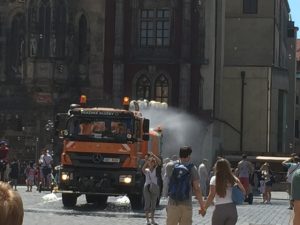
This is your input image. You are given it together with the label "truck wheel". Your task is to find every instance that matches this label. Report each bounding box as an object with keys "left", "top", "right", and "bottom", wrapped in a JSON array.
[
  {"left": 128, "top": 194, "right": 144, "bottom": 211},
  {"left": 86, "top": 194, "right": 97, "bottom": 203},
  {"left": 96, "top": 196, "right": 108, "bottom": 209},
  {"left": 62, "top": 193, "right": 77, "bottom": 207},
  {"left": 38, "top": 182, "right": 42, "bottom": 193}
]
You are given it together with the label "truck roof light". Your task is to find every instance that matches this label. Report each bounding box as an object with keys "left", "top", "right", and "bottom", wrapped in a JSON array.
[
  {"left": 80, "top": 95, "right": 87, "bottom": 104},
  {"left": 123, "top": 97, "right": 130, "bottom": 105}
]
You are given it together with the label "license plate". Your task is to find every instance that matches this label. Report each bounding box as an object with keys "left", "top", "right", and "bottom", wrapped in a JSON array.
[{"left": 103, "top": 158, "right": 120, "bottom": 163}]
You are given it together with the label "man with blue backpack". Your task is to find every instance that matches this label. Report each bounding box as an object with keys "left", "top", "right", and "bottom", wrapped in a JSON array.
[{"left": 166, "top": 146, "right": 205, "bottom": 225}]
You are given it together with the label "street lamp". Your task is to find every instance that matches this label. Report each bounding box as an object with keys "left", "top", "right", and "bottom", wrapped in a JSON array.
[
  {"left": 45, "top": 120, "right": 54, "bottom": 153},
  {"left": 35, "top": 137, "right": 39, "bottom": 163},
  {"left": 240, "top": 71, "right": 246, "bottom": 152},
  {"left": 45, "top": 120, "right": 54, "bottom": 131}
]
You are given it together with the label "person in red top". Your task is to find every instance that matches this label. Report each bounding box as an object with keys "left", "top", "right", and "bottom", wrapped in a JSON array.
[
  {"left": 237, "top": 154, "right": 254, "bottom": 195},
  {"left": 0, "top": 141, "right": 9, "bottom": 160},
  {"left": 0, "top": 141, "right": 9, "bottom": 181}
]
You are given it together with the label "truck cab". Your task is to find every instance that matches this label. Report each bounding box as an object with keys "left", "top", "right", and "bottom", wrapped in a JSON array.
[{"left": 54, "top": 97, "right": 162, "bottom": 210}]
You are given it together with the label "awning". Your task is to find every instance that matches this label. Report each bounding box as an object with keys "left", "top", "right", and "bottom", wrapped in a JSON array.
[{"left": 224, "top": 155, "right": 290, "bottom": 162}]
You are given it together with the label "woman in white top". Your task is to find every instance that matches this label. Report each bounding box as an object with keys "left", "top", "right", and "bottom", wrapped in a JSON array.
[
  {"left": 203, "top": 158, "right": 245, "bottom": 225},
  {"left": 142, "top": 153, "right": 161, "bottom": 225}
]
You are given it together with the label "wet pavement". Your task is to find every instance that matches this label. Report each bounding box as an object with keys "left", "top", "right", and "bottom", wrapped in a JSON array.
[{"left": 17, "top": 186, "right": 293, "bottom": 225}]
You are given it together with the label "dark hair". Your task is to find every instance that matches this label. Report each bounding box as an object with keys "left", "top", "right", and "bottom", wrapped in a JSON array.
[
  {"left": 242, "top": 154, "right": 247, "bottom": 159},
  {"left": 179, "top": 146, "right": 192, "bottom": 158}
]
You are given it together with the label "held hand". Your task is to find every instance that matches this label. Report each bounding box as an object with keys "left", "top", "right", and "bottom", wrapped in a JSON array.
[{"left": 199, "top": 208, "right": 206, "bottom": 217}]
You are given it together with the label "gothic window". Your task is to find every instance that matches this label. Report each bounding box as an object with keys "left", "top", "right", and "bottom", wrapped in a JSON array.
[
  {"left": 0, "top": 43, "right": 2, "bottom": 62},
  {"left": 78, "top": 15, "right": 87, "bottom": 63},
  {"left": 136, "top": 75, "right": 151, "bottom": 100},
  {"left": 28, "top": 0, "right": 37, "bottom": 33},
  {"left": 135, "top": 73, "right": 170, "bottom": 103},
  {"left": 6, "top": 13, "right": 25, "bottom": 82},
  {"left": 38, "top": 0, "right": 51, "bottom": 57},
  {"left": 53, "top": 0, "right": 66, "bottom": 57},
  {"left": 0, "top": 16, "right": 2, "bottom": 37},
  {"left": 140, "top": 8, "right": 170, "bottom": 47},
  {"left": 154, "top": 74, "right": 168, "bottom": 103}
]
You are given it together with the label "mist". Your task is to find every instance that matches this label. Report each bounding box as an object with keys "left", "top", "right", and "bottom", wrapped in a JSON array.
[{"left": 141, "top": 107, "right": 211, "bottom": 164}]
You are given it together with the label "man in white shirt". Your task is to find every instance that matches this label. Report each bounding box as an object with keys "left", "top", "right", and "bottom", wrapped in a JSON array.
[
  {"left": 282, "top": 155, "right": 300, "bottom": 210},
  {"left": 198, "top": 159, "right": 209, "bottom": 198},
  {"left": 39, "top": 149, "right": 53, "bottom": 188}
]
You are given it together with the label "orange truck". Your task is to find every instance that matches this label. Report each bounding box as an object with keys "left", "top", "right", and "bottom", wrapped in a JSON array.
[{"left": 54, "top": 96, "right": 163, "bottom": 209}]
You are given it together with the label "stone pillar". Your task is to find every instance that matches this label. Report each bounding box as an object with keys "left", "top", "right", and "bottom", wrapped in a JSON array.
[
  {"left": 179, "top": 0, "right": 192, "bottom": 110},
  {"left": 113, "top": 0, "right": 125, "bottom": 106}
]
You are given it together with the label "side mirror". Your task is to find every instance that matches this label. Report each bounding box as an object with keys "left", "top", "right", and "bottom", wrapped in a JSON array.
[
  {"left": 59, "top": 130, "right": 69, "bottom": 139},
  {"left": 55, "top": 113, "right": 69, "bottom": 135},
  {"left": 143, "top": 119, "right": 150, "bottom": 133},
  {"left": 143, "top": 134, "right": 149, "bottom": 141}
]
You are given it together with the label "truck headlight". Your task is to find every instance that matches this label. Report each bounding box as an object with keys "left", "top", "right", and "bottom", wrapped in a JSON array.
[
  {"left": 119, "top": 175, "right": 132, "bottom": 184},
  {"left": 61, "top": 173, "right": 70, "bottom": 181}
]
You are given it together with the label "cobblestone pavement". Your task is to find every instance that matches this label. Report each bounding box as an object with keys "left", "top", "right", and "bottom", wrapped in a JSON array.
[{"left": 18, "top": 186, "right": 293, "bottom": 225}]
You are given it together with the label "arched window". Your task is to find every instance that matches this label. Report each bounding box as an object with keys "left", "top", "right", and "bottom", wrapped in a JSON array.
[
  {"left": 78, "top": 15, "right": 87, "bottom": 63},
  {"left": 53, "top": 0, "right": 66, "bottom": 57},
  {"left": 6, "top": 13, "right": 25, "bottom": 82},
  {"left": 28, "top": 0, "right": 38, "bottom": 57},
  {"left": 154, "top": 74, "right": 168, "bottom": 103},
  {"left": 38, "top": 0, "right": 51, "bottom": 57},
  {"left": 136, "top": 75, "right": 151, "bottom": 100},
  {"left": 28, "top": 0, "right": 37, "bottom": 33}
]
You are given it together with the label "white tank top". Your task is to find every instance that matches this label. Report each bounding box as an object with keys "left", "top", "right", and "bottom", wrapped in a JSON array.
[
  {"left": 144, "top": 167, "right": 158, "bottom": 186},
  {"left": 210, "top": 176, "right": 233, "bottom": 205}
]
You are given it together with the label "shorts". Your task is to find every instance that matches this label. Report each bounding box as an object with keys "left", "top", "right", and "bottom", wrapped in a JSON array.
[
  {"left": 239, "top": 177, "right": 250, "bottom": 191},
  {"left": 42, "top": 167, "right": 52, "bottom": 178},
  {"left": 166, "top": 203, "right": 193, "bottom": 225},
  {"left": 259, "top": 180, "right": 265, "bottom": 193},
  {"left": 265, "top": 180, "right": 272, "bottom": 187},
  {"left": 292, "top": 169, "right": 300, "bottom": 200}
]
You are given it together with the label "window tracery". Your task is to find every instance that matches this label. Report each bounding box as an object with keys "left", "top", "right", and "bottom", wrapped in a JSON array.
[
  {"left": 135, "top": 72, "right": 170, "bottom": 103},
  {"left": 136, "top": 74, "right": 151, "bottom": 100},
  {"left": 154, "top": 74, "right": 168, "bottom": 103},
  {"left": 28, "top": 0, "right": 67, "bottom": 58}
]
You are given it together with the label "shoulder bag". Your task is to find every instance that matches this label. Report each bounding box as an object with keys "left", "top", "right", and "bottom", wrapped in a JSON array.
[{"left": 232, "top": 184, "right": 245, "bottom": 205}]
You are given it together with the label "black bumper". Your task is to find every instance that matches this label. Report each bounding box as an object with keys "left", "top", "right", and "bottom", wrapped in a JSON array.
[{"left": 57, "top": 166, "right": 144, "bottom": 195}]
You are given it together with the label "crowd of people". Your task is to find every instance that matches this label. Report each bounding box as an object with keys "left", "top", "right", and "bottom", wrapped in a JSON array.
[
  {"left": 1, "top": 140, "right": 300, "bottom": 225},
  {"left": 143, "top": 149, "right": 300, "bottom": 225},
  {"left": 0, "top": 147, "right": 54, "bottom": 192}
]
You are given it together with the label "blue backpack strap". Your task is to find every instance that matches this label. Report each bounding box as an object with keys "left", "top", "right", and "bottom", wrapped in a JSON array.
[{"left": 186, "top": 163, "right": 194, "bottom": 170}]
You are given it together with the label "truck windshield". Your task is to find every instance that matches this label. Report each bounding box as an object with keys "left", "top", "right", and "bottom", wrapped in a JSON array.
[{"left": 66, "top": 116, "right": 134, "bottom": 142}]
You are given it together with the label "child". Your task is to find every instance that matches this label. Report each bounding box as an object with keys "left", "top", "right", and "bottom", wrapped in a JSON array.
[{"left": 25, "top": 162, "right": 36, "bottom": 192}]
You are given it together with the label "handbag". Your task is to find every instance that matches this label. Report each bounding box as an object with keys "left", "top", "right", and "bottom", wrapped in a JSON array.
[{"left": 232, "top": 184, "right": 245, "bottom": 205}]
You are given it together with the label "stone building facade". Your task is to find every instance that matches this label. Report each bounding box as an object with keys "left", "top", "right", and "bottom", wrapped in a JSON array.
[
  {"left": 221, "top": 0, "right": 298, "bottom": 155},
  {"left": 0, "top": 0, "right": 297, "bottom": 162},
  {"left": 0, "top": 0, "right": 216, "bottom": 161},
  {"left": 295, "top": 39, "right": 300, "bottom": 153}
]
